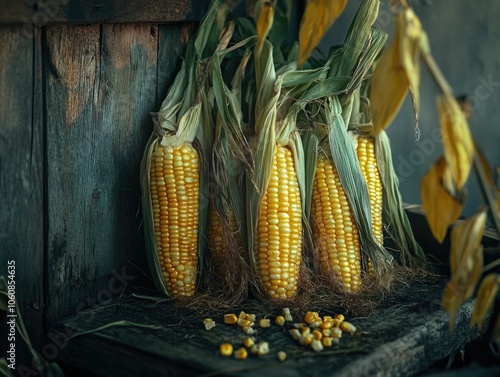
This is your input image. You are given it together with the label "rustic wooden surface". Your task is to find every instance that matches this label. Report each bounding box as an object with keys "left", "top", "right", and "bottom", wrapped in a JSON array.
[
  {"left": 0, "top": 25, "right": 44, "bottom": 349},
  {"left": 55, "top": 279, "right": 487, "bottom": 377},
  {"left": 0, "top": 0, "right": 210, "bottom": 25}
]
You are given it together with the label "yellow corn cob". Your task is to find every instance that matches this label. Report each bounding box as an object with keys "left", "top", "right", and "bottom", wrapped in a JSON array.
[
  {"left": 311, "top": 154, "right": 362, "bottom": 292},
  {"left": 207, "top": 201, "right": 243, "bottom": 278},
  {"left": 356, "top": 135, "right": 383, "bottom": 277},
  {"left": 150, "top": 143, "right": 199, "bottom": 297},
  {"left": 356, "top": 135, "right": 383, "bottom": 246},
  {"left": 256, "top": 145, "right": 302, "bottom": 299}
]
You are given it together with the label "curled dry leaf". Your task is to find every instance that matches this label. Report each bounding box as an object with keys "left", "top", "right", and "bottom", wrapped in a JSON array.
[
  {"left": 438, "top": 93, "right": 475, "bottom": 190},
  {"left": 370, "top": 7, "right": 427, "bottom": 133},
  {"left": 298, "top": 0, "right": 348, "bottom": 68},
  {"left": 449, "top": 210, "right": 487, "bottom": 274},
  {"left": 470, "top": 273, "right": 499, "bottom": 331},
  {"left": 442, "top": 246, "right": 483, "bottom": 332},
  {"left": 255, "top": 1, "right": 274, "bottom": 59},
  {"left": 421, "top": 156, "right": 463, "bottom": 243}
]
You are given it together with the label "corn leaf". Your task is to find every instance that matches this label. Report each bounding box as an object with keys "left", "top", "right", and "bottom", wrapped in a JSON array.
[
  {"left": 421, "top": 156, "right": 464, "bottom": 243},
  {"left": 298, "top": 0, "right": 349, "bottom": 68},
  {"left": 0, "top": 359, "right": 15, "bottom": 377},
  {"left": 255, "top": 0, "right": 274, "bottom": 59},
  {"left": 449, "top": 210, "right": 487, "bottom": 274},
  {"left": 302, "top": 131, "right": 319, "bottom": 254},
  {"left": 376, "top": 130, "right": 425, "bottom": 264},
  {"left": 470, "top": 273, "right": 499, "bottom": 330},
  {"left": 442, "top": 246, "right": 483, "bottom": 332},
  {"left": 438, "top": 93, "right": 475, "bottom": 189}
]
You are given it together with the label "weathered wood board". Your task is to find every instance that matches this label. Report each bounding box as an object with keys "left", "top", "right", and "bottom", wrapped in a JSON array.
[
  {"left": 0, "top": 25, "right": 44, "bottom": 349},
  {"left": 55, "top": 279, "right": 487, "bottom": 377}
]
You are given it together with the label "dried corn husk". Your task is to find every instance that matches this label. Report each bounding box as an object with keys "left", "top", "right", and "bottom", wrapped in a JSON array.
[{"left": 470, "top": 273, "right": 499, "bottom": 331}]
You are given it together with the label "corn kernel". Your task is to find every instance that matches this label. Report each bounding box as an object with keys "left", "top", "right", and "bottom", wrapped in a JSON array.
[
  {"left": 220, "top": 343, "right": 233, "bottom": 357},
  {"left": 283, "top": 308, "right": 293, "bottom": 322},
  {"left": 300, "top": 327, "right": 311, "bottom": 336},
  {"left": 259, "top": 318, "right": 271, "bottom": 328},
  {"left": 304, "top": 311, "right": 318, "bottom": 324},
  {"left": 238, "top": 311, "right": 247, "bottom": 320},
  {"left": 238, "top": 318, "right": 252, "bottom": 327},
  {"left": 243, "top": 337, "right": 255, "bottom": 349},
  {"left": 293, "top": 322, "right": 307, "bottom": 329},
  {"left": 289, "top": 329, "right": 301, "bottom": 341},
  {"left": 242, "top": 326, "right": 255, "bottom": 335},
  {"left": 340, "top": 321, "right": 356, "bottom": 333},
  {"left": 323, "top": 315, "right": 333, "bottom": 322},
  {"left": 250, "top": 344, "right": 259, "bottom": 355},
  {"left": 311, "top": 339, "right": 324, "bottom": 352},
  {"left": 331, "top": 327, "right": 342, "bottom": 339},
  {"left": 334, "top": 314, "right": 345, "bottom": 322},
  {"left": 322, "top": 337, "right": 333, "bottom": 347},
  {"left": 312, "top": 329, "right": 323, "bottom": 340},
  {"left": 275, "top": 315, "right": 285, "bottom": 326},
  {"left": 234, "top": 347, "right": 248, "bottom": 360},
  {"left": 277, "top": 351, "right": 287, "bottom": 362},
  {"left": 245, "top": 313, "right": 256, "bottom": 322},
  {"left": 322, "top": 328, "right": 332, "bottom": 337},
  {"left": 257, "top": 342, "right": 270, "bottom": 356},
  {"left": 310, "top": 320, "right": 322, "bottom": 328},
  {"left": 320, "top": 320, "right": 333, "bottom": 330},
  {"left": 203, "top": 318, "right": 215, "bottom": 331},
  {"left": 224, "top": 314, "right": 238, "bottom": 325},
  {"left": 299, "top": 334, "right": 313, "bottom": 346}
]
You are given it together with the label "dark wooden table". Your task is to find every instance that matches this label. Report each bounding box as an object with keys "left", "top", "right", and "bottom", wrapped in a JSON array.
[{"left": 54, "top": 277, "right": 487, "bottom": 377}]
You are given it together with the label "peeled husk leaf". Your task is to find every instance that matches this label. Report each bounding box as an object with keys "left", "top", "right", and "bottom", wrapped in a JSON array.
[
  {"left": 442, "top": 246, "right": 483, "bottom": 332},
  {"left": 449, "top": 210, "right": 487, "bottom": 274},
  {"left": 298, "top": 0, "right": 348, "bottom": 68},
  {"left": 370, "top": 7, "right": 428, "bottom": 134},
  {"left": 438, "top": 93, "right": 475, "bottom": 189},
  {"left": 470, "top": 273, "right": 499, "bottom": 331},
  {"left": 421, "top": 156, "right": 464, "bottom": 243},
  {"left": 443, "top": 210, "right": 487, "bottom": 331}
]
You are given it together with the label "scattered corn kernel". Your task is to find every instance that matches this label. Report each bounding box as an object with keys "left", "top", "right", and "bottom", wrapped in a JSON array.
[
  {"left": 275, "top": 315, "right": 285, "bottom": 326},
  {"left": 238, "top": 318, "right": 252, "bottom": 327},
  {"left": 320, "top": 320, "right": 333, "bottom": 330},
  {"left": 242, "top": 326, "right": 255, "bottom": 335},
  {"left": 331, "top": 327, "right": 342, "bottom": 339},
  {"left": 259, "top": 318, "right": 271, "bottom": 328},
  {"left": 220, "top": 343, "right": 233, "bottom": 357},
  {"left": 334, "top": 314, "right": 345, "bottom": 322},
  {"left": 243, "top": 337, "right": 255, "bottom": 348},
  {"left": 304, "top": 311, "right": 318, "bottom": 324},
  {"left": 234, "top": 347, "right": 248, "bottom": 360},
  {"left": 340, "top": 321, "right": 357, "bottom": 333},
  {"left": 204, "top": 318, "right": 216, "bottom": 331},
  {"left": 323, "top": 315, "right": 333, "bottom": 322},
  {"left": 277, "top": 351, "right": 287, "bottom": 362},
  {"left": 322, "top": 328, "right": 332, "bottom": 337},
  {"left": 224, "top": 314, "right": 238, "bottom": 325},
  {"left": 283, "top": 308, "right": 293, "bottom": 322},
  {"left": 311, "top": 339, "right": 324, "bottom": 352},
  {"left": 257, "top": 342, "right": 270, "bottom": 356},
  {"left": 310, "top": 320, "right": 322, "bottom": 328},
  {"left": 245, "top": 313, "right": 256, "bottom": 322},
  {"left": 289, "top": 329, "right": 301, "bottom": 341},
  {"left": 250, "top": 344, "right": 259, "bottom": 355},
  {"left": 312, "top": 329, "right": 323, "bottom": 340},
  {"left": 299, "top": 334, "right": 313, "bottom": 346},
  {"left": 293, "top": 322, "right": 307, "bottom": 329},
  {"left": 238, "top": 311, "right": 247, "bottom": 320},
  {"left": 322, "top": 337, "right": 334, "bottom": 347}
]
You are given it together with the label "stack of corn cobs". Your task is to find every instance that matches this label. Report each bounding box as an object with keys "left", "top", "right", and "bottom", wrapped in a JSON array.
[{"left": 140, "top": 0, "right": 425, "bottom": 305}]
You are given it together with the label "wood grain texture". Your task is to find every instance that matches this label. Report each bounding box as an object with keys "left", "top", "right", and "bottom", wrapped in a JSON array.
[
  {"left": 0, "top": 0, "right": 210, "bottom": 25},
  {"left": 55, "top": 280, "right": 488, "bottom": 377},
  {"left": 44, "top": 23, "right": 158, "bottom": 323},
  {"left": 0, "top": 25, "right": 44, "bottom": 348}
]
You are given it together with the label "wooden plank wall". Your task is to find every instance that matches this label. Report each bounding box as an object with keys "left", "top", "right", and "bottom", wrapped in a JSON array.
[{"left": 0, "top": 21, "right": 190, "bottom": 347}]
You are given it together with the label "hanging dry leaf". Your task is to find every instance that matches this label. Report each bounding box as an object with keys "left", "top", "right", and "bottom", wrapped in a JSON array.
[
  {"left": 438, "top": 93, "right": 475, "bottom": 190},
  {"left": 255, "top": 1, "right": 274, "bottom": 59},
  {"left": 421, "top": 157, "right": 463, "bottom": 243},
  {"left": 442, "top": 246, "right": 483, "bottom": 332},
  {"left": 298, "top": 0, "right": 348, "bottom": 68},
  {"left": 449, "top": 209, "right": 487, "bottom": 274},
  {"left": 470, "top": 273, "right": 499, "bottom": 331},
  {"left": 370, "top": 7, "right": 427, "bottom": 133},
  {"left": 493, "top": 313, "right": 500, "bottom": 347}
]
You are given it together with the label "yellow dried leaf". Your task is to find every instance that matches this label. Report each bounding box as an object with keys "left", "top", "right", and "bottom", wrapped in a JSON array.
[
  {"left": 421, "top": 157, "right": 463, "bottom": 243},
  {"left": 370, "top": 8, "right": 427, "bottom": 133},
  {"left": 255, "top": 1, "right": 274, "bottom": 59},
  {"left": 442, "top": 246, "right": 483, "bottom": 332},
  {"left": 298, "top": 0, "right": 348, "bottom": 68},
  {"left": 449, "top": 210, "right": 487, "bottom": 274},
  {"left": 471, "top": 273, "right": 499, "bottom": 330},
  {"left": 438, "top": 93, "right": 475, "bottom": 189}
]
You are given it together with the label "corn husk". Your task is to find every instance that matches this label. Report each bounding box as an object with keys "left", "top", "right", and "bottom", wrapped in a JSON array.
[
  {"left": 298, "top": 0, "right": 348, "bottom": 68},
  {"left": 470, "top": 273, "right": 499, "bottom": 331},
  {"left": 442, "top": 210, "right": 487, "bottom": 331},
  {"left": 140, "top": 0, "right": 228, "bottom": 297},
  {"left": 370, "top": 6, "right": 429, "bottom": 133},
  {"left": 420, "top": 156, "right": 464, "bottom": 243}
]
